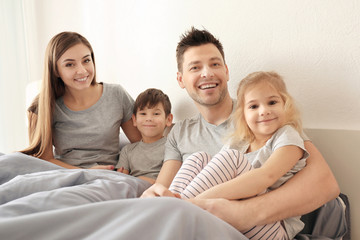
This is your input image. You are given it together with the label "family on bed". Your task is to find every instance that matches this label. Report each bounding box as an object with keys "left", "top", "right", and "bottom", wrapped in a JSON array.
[{"left": 18, "top": 28, "right": 341, "bottom": 239}]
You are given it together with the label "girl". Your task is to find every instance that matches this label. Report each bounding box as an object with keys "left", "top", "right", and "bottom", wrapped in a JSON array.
[
  {"left": 21, "top": 32, "right": 141, "bottom": 169},
  {"left": 169, "top": 71, "right": 308, "bottom": 239}
]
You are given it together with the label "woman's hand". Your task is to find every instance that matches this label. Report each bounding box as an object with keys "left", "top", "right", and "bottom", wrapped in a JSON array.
[{"left": 89, "top": 165, "right": 115, "bottom": 170}]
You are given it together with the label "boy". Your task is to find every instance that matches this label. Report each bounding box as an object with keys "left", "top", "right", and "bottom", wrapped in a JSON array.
[{"left": 116, "top": 88, "right": 173, "bottom": 184}]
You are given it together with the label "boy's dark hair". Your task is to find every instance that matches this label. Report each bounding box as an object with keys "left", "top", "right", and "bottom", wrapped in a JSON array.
[
  {"left": 176, "top": 26, "right": 225, "bottom": 72},
  {"left": 134, "top": 88, "right": 171, "bottom": 116}
]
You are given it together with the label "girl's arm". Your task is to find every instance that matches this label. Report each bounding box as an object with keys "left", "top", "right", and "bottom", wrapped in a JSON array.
[
  {"left": 121, "top": 118, "right": 142, "bottom": 143},
  {"left": 196, "top": 145, "right": 303, "bottom": 200}
]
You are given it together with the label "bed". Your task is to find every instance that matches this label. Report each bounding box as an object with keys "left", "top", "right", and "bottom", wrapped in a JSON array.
[
  {"left": 0, "top": 152, "right": 248, "bottom": 240},
  {"left": 0, "top": 144, "right": 350, "bottom": 239}
]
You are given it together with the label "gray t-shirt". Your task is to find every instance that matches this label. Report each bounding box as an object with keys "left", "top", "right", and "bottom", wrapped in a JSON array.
[
  {"left": 53, "top": 83, "right": 134, "bottom": 168},
  {"left": 164, "top": 113, "right": 231, "bottom": 162},
  {"left": 116, "top": 137, "right": 166, "bottom": 179},
  {"left": 229, "top": 125, "right": 308, "bottom": 189}
]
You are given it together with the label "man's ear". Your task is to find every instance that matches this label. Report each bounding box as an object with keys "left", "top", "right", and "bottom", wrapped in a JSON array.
[
  {"left": 177, "top": 72, "right": 185, "bottom": 89},
  {"left": 166, "top": 113, "right": 174, "bottom": 127},
  {"left": 225, "top": 64, "right": 229, "bottom": 81},
  {"left": 131, "top": 114, "right": 137, "bottom": 127}
]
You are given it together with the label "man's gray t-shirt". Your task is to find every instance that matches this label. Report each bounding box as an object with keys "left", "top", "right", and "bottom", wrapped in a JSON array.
[
  {"left": 164, "top": 113, "right": 231, "bottom": 162},
  {"left": 116, "top": 137, "right": 166, "bottom": 179},
  {"left": 53, "top": 83, "right": 134, "bottom": 168}
]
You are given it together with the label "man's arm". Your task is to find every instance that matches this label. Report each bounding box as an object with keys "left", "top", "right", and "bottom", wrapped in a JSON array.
[
  {"left": 189, "top": 141, "right": 340, "bottom": 231},
  {"left": 141, "top": 160, "right": 182, "bottom": 197}
]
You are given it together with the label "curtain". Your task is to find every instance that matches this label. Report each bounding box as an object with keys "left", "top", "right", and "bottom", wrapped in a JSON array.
[{"left": 0, "top": 0, "right": 34, "bottom": 153}]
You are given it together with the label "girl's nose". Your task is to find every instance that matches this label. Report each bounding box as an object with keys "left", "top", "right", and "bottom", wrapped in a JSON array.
[{"left": 260, "top": 106, "right": 271, "bottom": 116}]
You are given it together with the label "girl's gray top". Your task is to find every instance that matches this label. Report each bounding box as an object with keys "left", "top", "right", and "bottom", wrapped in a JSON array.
[{"left": 53, "top": 83, "right": 134, "bottom": 168}]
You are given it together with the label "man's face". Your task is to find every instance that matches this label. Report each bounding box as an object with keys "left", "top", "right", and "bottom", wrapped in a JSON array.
[{"left": 177, "top": 43, "right": 229, "bottom": 107}]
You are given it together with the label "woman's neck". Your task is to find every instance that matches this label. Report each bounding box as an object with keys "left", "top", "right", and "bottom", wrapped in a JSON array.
[{"left": 63, "top": 83, "right": 103, "bottom": 111}]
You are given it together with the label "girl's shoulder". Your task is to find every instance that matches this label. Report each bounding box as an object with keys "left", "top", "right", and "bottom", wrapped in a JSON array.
[{"left": 269, "top": 125, "right": 304, "bottom": 150}]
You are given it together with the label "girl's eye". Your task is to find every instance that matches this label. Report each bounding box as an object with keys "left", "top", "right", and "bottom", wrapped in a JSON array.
[
  {"left": 269, "top": 100, "right": 277, "bottom": 105},
  {"left": 249, "top": 105, "right": 258, "bottom": 109}
]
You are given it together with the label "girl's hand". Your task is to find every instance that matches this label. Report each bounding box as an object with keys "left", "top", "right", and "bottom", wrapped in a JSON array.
[{"left": 89, "top": 165, "right": 115, "bottom": 170}]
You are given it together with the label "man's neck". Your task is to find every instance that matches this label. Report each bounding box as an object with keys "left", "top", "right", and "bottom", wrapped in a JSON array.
[{"left": 196, "top": 94, "right": 233, "bottom": 126}]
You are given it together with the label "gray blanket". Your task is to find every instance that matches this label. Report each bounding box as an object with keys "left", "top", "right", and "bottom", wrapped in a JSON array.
[{"left": 0, "top": 153, "right": 248, "bottom": 240}]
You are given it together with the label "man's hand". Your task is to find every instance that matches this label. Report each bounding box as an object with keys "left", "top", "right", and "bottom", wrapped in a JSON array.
[
  {"left": 187, "top": 198, "right": 251, "bottom": 231},
  {"left": 141, "top": 183, "right": 180, "bottom": 198}
]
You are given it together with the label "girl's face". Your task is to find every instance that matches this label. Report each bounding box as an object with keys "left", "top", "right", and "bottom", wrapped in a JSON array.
[
  {"left": 56, "top": 43, "right": 94, "bottom": 92},
  {"left": 243, "top": 82, "right": 286, "bottom": 141}
]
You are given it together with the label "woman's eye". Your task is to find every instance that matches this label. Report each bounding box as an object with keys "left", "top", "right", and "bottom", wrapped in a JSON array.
[
  {"left": 65, "top": 63, "right": 73, "bottom": 67},
  {"left": 84, "top": 59, "right": 91, "bottom": 63}
]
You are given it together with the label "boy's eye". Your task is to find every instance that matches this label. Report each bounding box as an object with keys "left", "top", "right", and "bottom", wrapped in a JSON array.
[{"left": 249, "top": 104, "right": 258, "bottom": 109}]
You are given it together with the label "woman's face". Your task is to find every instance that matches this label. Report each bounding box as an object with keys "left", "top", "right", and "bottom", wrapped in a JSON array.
[{"left": 56, "top": 43, "right": 94, "bottom": 92}]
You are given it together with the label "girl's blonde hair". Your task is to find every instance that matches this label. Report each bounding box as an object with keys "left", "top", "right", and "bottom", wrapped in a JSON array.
[
  {"left": 21, "top": 32, "right": 96, "bottom": 157},
  {"left": 229, "top": 71, "right": 302, "bottom": 144}
]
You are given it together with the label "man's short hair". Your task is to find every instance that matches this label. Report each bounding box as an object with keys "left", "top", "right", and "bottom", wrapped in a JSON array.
[
  {"left": 176, "top": 27, "right": 225, "bottom": 72},
  {"left": 134, "top": 88, "right": 171, "bottom": 116}
]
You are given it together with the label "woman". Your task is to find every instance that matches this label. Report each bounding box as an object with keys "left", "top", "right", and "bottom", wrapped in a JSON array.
[{"left": 21, "top": 31, "right": 141, "bottom": 169}]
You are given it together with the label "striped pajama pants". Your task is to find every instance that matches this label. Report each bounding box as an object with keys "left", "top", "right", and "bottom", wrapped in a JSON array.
[{"left": 169, "top": 149, "right": 288, "bottom": 240}]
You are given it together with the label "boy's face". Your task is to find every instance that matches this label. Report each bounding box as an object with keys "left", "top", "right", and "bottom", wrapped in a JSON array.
[{"left": 132, "top": 103, "right": 173, "bottom": 143}]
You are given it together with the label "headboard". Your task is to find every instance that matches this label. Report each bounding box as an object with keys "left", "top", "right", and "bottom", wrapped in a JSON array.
[{"left": 305, "top": 128, "right": 360, "bottom": 240}]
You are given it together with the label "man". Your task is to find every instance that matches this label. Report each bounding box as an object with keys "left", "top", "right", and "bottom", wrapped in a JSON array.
[{"left": 141, "top": 27, "right": 340, "bottom": 233}]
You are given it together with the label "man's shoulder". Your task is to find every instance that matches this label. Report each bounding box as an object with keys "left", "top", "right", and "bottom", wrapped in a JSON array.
[{"left": 172, "top": 114, "right": 202, "bottom": 130}]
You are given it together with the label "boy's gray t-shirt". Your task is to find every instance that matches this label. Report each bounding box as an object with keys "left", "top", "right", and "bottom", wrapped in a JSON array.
[
  {"left": 116, "top": 137, "right": 166, "bottom": 179},
  {"left": 53, "top": 83, "right": 134, "bottom": 168}
]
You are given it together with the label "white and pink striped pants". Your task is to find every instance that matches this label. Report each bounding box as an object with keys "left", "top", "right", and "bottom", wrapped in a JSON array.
[{"left": 169, "top": 149, "right": 289, "bottom": 240}]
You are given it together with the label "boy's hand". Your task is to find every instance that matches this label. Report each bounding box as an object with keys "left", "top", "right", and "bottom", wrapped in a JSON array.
[{"left": 117, "top": 167, "right": 129, "bottom": 175}]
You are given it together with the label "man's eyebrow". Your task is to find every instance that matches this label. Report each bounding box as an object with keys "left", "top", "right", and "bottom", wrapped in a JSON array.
[
  {"left": 209, "top": 57, "right": 222, "bottom": 61},
  {"left": 186, "top": 57, "right": 223, "bottom": 67},
  {"left": 187, "top": 60, "right": 200, "bottom": 67}
]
